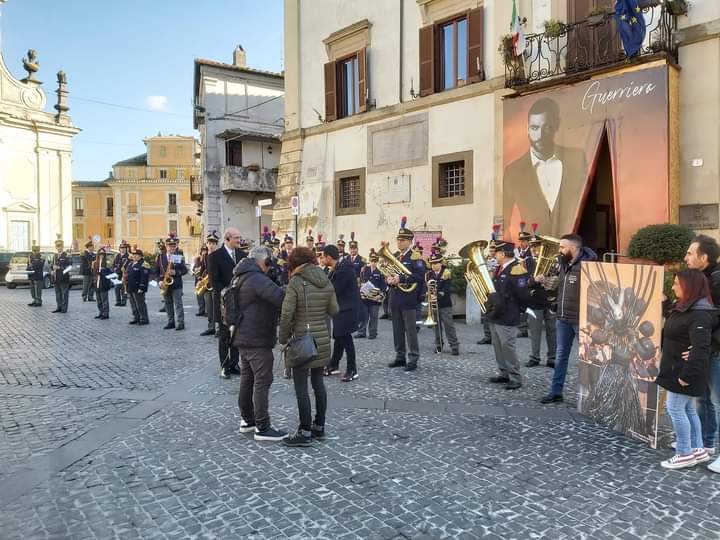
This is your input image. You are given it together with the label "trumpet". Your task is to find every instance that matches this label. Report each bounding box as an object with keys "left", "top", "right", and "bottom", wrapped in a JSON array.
[
  {"left": 459, "top": 240, "right": 496, "bottom": 314},
  {"left": 377, "top": 243, "right": 417, "bottom": 293}
]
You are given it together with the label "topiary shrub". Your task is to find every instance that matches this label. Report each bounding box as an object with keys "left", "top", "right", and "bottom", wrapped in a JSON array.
[{"left": 627, "top": 224, "right": 695, "bottom": 265}]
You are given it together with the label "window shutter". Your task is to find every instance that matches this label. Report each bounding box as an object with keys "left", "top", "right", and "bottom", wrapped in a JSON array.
[
  {"left": 419, "top": 25, "right": 435, "bottom": 97},
  {"left": 467, "top": 7, "right": 485, "bottom": 83},
  {"left": 324, "top": 60, "right": 337, "bottom": 122},
  {"left": 357, "top": 48, "right": 367, "bottom": 113}
]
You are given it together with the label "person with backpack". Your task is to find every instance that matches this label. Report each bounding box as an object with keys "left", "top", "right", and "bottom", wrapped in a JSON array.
[
  {"left": 656, "top": 269, "right": 717, "bottom": 469},
  {"left": 278, "top": 247, "right": 339, "bottom": 447},
  {"left": 229, "top": 246, "right": 287, "bottom": 442},
  {"left": 207, "top": 227, "right": 247, "bottom": 379},
  {"left": 684, "top": 235, "right": 720, "bottom": 472}
]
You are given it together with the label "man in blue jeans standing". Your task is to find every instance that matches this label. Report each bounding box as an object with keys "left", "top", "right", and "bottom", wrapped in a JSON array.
[
  {"left": 539, "top": 234, "right": 596, "bottom": 404},
  {"left": 684, "top": 235, "right": 720, "bottom": 471}
]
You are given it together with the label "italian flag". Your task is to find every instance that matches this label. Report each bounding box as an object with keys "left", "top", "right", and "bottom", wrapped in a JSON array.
[{"left": 511, "top": 0, "right": 525, "bottom": 57}]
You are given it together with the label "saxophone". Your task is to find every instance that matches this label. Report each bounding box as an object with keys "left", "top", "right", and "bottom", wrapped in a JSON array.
[{"left": 159, "top": 258, "right": 174, "bottom": 296}]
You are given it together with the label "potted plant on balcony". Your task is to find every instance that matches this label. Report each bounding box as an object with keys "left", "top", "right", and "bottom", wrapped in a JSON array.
[
  {"left": 498, "top": 34, "right": 514, "bottom": 58},
  {"left": 664, "top": 0, "right": 689, "bottom": 16},
  {"left": 246, "top": 163, "right": 260, "bottom": 172},
  {"left": 587, "top": 7, "right": 612, "bottom": 26},
  {"left": 543, "top": 19, "right": 566, "bottom": 38}
]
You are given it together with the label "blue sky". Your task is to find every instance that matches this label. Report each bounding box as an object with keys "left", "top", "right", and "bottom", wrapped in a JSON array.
[{"left": 1, "top": 0, "right": 283, "bottom": 180}]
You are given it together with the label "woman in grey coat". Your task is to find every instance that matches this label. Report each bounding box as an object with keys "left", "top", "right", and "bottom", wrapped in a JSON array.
[{"left": 278, "top": 247, "right": 339, "bottom": 447}]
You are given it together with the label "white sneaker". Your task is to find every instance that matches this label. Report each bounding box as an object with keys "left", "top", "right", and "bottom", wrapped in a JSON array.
[
  {"left": 705, "top": 447, "right": 716, "bottom": 456},
  {"left": 661, "top": 453, "right": 697, "bottom": 470},
  {"left": 239, "top": 420, "right": 257, "bottom": 433},
  {"left": 708, "top": 456, "right": 720, "bottom": 473},
  {"left": 693, "top": 448, "right": 710, "bottom": 464}
]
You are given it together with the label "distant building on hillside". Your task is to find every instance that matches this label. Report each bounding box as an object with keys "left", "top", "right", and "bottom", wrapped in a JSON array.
[{"left": 193, "top": 46, "right": 284, "bottom": 242}]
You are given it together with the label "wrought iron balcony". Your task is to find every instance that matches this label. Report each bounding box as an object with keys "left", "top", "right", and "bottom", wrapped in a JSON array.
[
  {"left": 220, "top": 166, "right": 277, "bottom": 194},
  {"left": 190, "top": 175, "right": 203, "bottom": 202},
  {"left": 504, "top": 2, "right": 677, "bottom": 89}
]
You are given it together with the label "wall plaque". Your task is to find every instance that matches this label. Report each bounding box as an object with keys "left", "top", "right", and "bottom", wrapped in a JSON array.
[
  {"left": 367, "top": 113, "right": 428, "bottom": 173},
  {"left": 385, "top": 174, "right": 411, "bottom": 204},
  {"left": 679, "top": 204, "right": 719, "bottom": 230}
]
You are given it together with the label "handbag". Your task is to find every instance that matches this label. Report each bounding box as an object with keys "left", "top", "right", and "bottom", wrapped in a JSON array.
[{"left": 284, "top": 280, "right": 319, "bottom": 368}]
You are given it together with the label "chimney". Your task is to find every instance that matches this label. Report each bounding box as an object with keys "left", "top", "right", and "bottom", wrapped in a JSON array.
[{"left": 233, "top": 45, "right": 246, "bottom": 68}]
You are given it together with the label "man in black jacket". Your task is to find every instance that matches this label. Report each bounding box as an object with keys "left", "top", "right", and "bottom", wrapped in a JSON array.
[
  {"left": 207, "top": 227, "right": 247, "bottom": 378},
  {"left": 232, "top": 246, "right": 286, "bottom": 442},
  {"left": 486, "top": 241, "right": 531, "bottom": 390},
  {"left": 27, "top": 244, "right": 45, "bottom": 307},
  {"left": 539, "top": 234, "right": 597, "bottom": 404},
  {"left": 684, "top": 235, "right": 720, "bottom": 464},
  {"left": 80, "top": 239, "right": 96, "bottom": 302}
]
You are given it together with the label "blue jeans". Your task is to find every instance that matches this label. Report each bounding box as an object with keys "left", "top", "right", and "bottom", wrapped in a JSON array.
[
  {"left": 698, "top": 352, "right": 720, "bottom": 448},
  {"left": 550, "top": 320, "right": 579, "bottom": 396},
  {"left": 666, "top": 391, "right": 703, "bottom": 455}
]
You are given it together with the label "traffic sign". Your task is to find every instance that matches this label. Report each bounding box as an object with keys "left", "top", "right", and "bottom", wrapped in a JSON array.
[
  {"left": 258, "top": 198, "right": 273, "bottom": 207},
  {"left": 255, "top": 206, "right": 262, "bottom": 218},
  {"left": 291, "top": 196, "right": 299, "bottom": 216}
]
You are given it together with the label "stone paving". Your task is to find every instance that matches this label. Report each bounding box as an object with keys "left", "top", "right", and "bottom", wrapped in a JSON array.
[{"left": 0, "top": 283, "right": 719, "bottom": 539}]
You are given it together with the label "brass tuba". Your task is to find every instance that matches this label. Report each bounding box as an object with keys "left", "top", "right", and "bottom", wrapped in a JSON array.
[
  {"left": 532, "top": 236, "right": 561, "bottom": 279},
  {"left": 377, "top": 243, "right": 417, "bottom": 293},
  {"left": 459, "top": 240, "right": 496, "bottom": 314}
]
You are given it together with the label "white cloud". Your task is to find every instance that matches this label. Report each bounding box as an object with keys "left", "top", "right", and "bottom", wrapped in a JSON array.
[{"left": 144, "top": 95, "right": 168, "bottom": 112}]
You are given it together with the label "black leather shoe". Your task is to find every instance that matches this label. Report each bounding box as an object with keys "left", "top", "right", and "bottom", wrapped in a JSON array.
[
  {"left": 540, "top": 393, "right": 564, "bottom": 404},
  {"left": 129, "top": 320, "right": 139, "bottom": 325},
  {"left": 52, "top": 309, "right": 62, "bottom": 313},
  {"left": 227, "top": 365, "right": 241, "bottom": 376},
  {"left": 163, "top": 323, "right": 175, "bottom": 330},
  {"left": 100, "top": 315, "right": 109, "bottom": 320},
  {"left": 489, "top": 376, "right": 510, "bottom": 384},
  {"left": 94, "top": 315, "right": 102, "bottom": 319},
  {"left": 200, "top": 329, "right": 214, "bottom": 336},
  {"left": 505, "top": 381, "right": 522, "bottom": 390},
  {"left": 526, "top": 359, "right": 541, "bottom": 368},
  {"left": 28, "top": 302, "right": 36, "bottom": 306},
  {"left": 159, "top": 307, "right": 166, "bottom": 313},
  {"left": 546, "top": 361, "right": 556, "bottom": 368},
  {"left": 476, "top": 338, "right": 492, "bottom": 345},
  {"left": 195, "top": 312, "right": 206, "bottom": 317},
  {"left": 139, "top": 320, "right": 149, "bottom": 325},
  {"left": 175, "top": 324, "right": 185, "bottom": 331},
  {"left": 403, "top": 363, "right": 417, "bottom": 372},
  {"left": 114, "top": 303, "right": 122, "bottom": 307},
  {"left": 451, "top": 349, "right": 459, "bottom": 356},
  {"left": 388, "top": 359, "right": 406, "bottom": 368}
]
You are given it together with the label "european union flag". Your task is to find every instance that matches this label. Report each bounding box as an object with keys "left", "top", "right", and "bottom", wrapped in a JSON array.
[{"left": 615, "top": 0, "right": 647, "bottom": 57}]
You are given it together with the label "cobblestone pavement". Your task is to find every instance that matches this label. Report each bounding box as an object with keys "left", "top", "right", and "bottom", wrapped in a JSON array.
[{"left": 1, "top": 284, "right": 719, "bottom": 539}]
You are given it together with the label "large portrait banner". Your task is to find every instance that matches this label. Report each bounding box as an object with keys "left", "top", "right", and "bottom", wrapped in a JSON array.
[{"left": 578, "top": 261, "right": 664, "bottom": 448}]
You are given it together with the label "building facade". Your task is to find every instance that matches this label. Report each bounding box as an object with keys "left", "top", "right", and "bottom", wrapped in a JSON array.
[
  {"left": 276, "top": 0, "right": 720, "bottom": 257},
  {"left": 72, "top": 135, "right": 200, "bottom": 255},
  {"left": 0, "top": 45, "right": 80, "bottom": 251},
  {"left": 193, "top": 46, "right": 284, "bottom": 242}
]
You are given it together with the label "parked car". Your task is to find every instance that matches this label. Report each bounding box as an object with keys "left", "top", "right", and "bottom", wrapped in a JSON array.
[
  {"left": 0, "top": 251, "right": 13, "bottom": 283},
  {"left": 5, "top": 252, "right": 54, "bottom": 289}
]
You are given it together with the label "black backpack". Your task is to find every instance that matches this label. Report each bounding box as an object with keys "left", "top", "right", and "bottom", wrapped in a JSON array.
[{"left": 221, "top": 274, "right": 248, "bottom": 327}]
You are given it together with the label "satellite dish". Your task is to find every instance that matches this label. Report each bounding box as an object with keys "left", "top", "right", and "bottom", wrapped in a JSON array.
[{"left": 92, "top": 234, "right": 101, "bottom": 243}]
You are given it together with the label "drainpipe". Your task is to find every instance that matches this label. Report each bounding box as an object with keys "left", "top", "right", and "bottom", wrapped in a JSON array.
[
  {"left": 32, "top": 121, "right": 41, "bottom": 247},
  {"left": 399, "top": 0, "right": 404, "bottom": 103}
]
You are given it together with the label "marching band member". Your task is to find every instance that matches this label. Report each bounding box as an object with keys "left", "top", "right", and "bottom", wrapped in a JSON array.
[
  {"left": 80, "top": 238, "right": 96, "bottom": 302},
  {"left": 427, "top": 254, "right": 459, "bottom": 355},
  {"left": 112, "top": 240, "right": 130, "bottom": 307},
  {"left": 524, "top": 231, "right": 556, "bottom": 368},
  {"left": 127, "top": 248, "right": 149, "bottom": 325},
  {"left": 193, "top": 245, "right": 209, "bottom": 317},
  {"left": 51, "top": 236, "right": 71, "bottom": 313},
  {"left": 347, "top": 232, "right": 365, "bottom": 280},
  {"left": 27, "top": 244, "right": 45, "bottom": 307},
  {"left": 477, "top": 225, "right": 500, "bottom": 346},
  {"left": 412, "top": 241, "right": 427, "bottom": 327},
  {"left": 200, "top": 231, "right": 220, "bottom": 336},
  {"left": 486, "top": 240, "right": 531, "bottom": 390},
  {"left": 94, "top": 247, "right": 112, "bottom": 320},
  {"left": 516, "top": 222, "right": 532, "bottom": 338},
  {"left": 156, "top": 233, "right": 188, "bottom": 331},
  {"left": 387, "top": 217, "right": 425, "bottom": 372},
  {"left": 305, "top": 230, "right": 315, "bottom": 250},
  {"left": 336, "top": 234, "right": 347, "bottom": 262},
  {"left": 279, "top": 235, "right": 294, "bottom": 285},
  {"left": 157, "top": 240, "right": 167, "bottom": 313},
  {"left": 356, "top": 249, "right": 386, "bottom": 339}
]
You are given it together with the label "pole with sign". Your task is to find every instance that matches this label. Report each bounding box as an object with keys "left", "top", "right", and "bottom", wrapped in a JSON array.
[
  {"left": 256, "top": 206, "right": 262, "bottom": 243},
  {"left": 291, "top": 195, "right": 299, "bottom": 245}
]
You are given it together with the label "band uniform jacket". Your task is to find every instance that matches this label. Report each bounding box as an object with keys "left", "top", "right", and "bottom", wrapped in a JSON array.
[
  {"left": 97, "top": 267, "right": 114, "bottom": 293},
  {"left": 156, "top": 253, "right": 188, "bottom": 291},
  {"left": 80, "top": 250, "right": 95, "bottom": 276},
  {"left": 112, "top": 253, "right": 130, "bottom": 283},
  {"left": 360, "top": 266, "right": 387, "bottom": 305},
  {"left": 389, "top": 249, "right": 425, "bottom": 311},
  {"left": 127, "top": 261, "right": 149, "bottom": 294},
  {"left": 487, "top": 260, "right": 531, "bottom": 327},
  {"left": 27, "top": 254, "right": 44, "bottom": 281},
  {"left": 503, "top": 146, "right": 587, "bottom": 238},
  {"left": 53, "top": 251, "right": 71, "bottom": 284},
  {"left": 207, "top": 246, "right": 247, "bottom": 323},
  {"left": 329, "top": 260, "right": 361, "bottom": 337},
  {"left": 523, "top": 256, "right": 552, "bottom": 310},
  {"left": 427, "top": 268, "right": 453, "bottom": 309},
  {"left": 347, "top": 254, "right": 365, "bottom": 280}
]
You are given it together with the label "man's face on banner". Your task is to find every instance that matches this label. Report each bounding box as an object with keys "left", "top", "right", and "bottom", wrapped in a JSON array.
[{"left": 528, "top": 111, "right": 557, "bottom": 160}]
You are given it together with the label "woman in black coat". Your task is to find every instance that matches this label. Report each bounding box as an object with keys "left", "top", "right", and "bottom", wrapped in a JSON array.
[
  {"left": 656, "top": 269, "right": 718, "bottom": 470},
  {"left": 324, "top": 245, "right": 361, "bottom": 381}
]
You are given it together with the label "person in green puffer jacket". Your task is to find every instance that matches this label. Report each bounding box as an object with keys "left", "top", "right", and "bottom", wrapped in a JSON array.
[{"left": 279, "top": 247, "right": 339, "bottom": 447}]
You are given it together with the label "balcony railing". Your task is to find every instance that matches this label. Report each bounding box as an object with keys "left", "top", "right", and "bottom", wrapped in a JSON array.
[
  {"left": 504, "top": 3, "right": 677, "bottom": 89},
  {"left": 190, "top": 175, "right": 203, "bottom": 202},
  {"left": 220, "top": 166, "right": 277, "bottom": 194}
]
